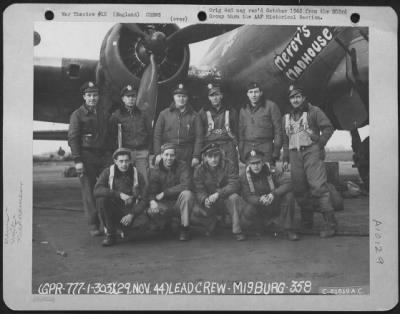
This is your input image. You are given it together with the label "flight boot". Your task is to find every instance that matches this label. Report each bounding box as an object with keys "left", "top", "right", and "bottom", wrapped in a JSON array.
[
  {"left": 204, "top": 216, "right": 218, "bottom": 237},
  {"left": 101, "top": 234, "right": 117, "bottom": 247},
  {"left": 90, "top": 225, "right": 103, "bottom": 237},
  {"left": 300, "top": 210, "right": 314, "bottom": 230},
  {"left": 285, "top": 230, "right": 300, "bottom": 241},
  {"left": 233, "top": 232, "right": 246, "bottom": 241},
  {"left": 320, "top": 212, "right": 338, "bottom": 238},
  {"left": 319, "top": 192, "right": 337, "bottom": 238},
  {"left": 179, "top": 226, "right": 190, "bottom": 241},
  {"left": 296, "top": 195, "right": 314, "bottom": 230}
]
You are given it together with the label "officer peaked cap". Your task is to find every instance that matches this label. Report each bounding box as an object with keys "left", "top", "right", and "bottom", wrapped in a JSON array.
[
  {"left": 120, "top": 84, "right": 138, "bottom": 97},
  {"left": 173, "top": 83, "right": 188, "bottom": 95},
  {"left": 288, "top": 84, "right": 305, "bottom": 97},
  {"left": 246, "top": 81, "right": 262, "bottom": 91},
  {"left": 245, "top": 149, "right": 264, "bottom": 163},
  {"left": 201, "top": 143, "right": 221, "bottom": 156},
  {"left": 207, "top": 83, "right": 222, "bottom": 96},
  {"left": 81, "top": 81, "right": 98, "bottom": 94}
]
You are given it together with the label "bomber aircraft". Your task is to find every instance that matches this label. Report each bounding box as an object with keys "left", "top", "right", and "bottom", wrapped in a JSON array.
[{"left": 33, "top": 23, "right": 369, "bottom": 187}]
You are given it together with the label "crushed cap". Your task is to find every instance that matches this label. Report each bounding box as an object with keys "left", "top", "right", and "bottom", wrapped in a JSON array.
[
  {"left": 207, "top": 83, "right": 222, "bottom": 96},
  {"left": 120, "top": 84, "right": 137, "bottom": 97},
  {"left": 201, "top": 143, "right": 221, "bottom": 156},
  {"left": 112, "top": 147, "right": 132, "bottom": 160},
  {"left": 80, "top": 81, "right": 98, "bottom": 94},
  {"left": 245, "top": 149, "right": 264, "bottom": 163},
  {"left": 161, "top": 143, "right": 177, "bottom": 153},
  {"left": 246, "top": 81, "right": 261, "bottom": 91},
  {"left": 288, "top": 84, "right": 304, "bottom": 97}
]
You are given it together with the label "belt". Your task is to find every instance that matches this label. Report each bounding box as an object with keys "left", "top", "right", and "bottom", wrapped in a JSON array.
[
  {"left": 211, "top": 129, "right": 228, "bottom": 135},
  {"left": 290, "top": 145, "right": 311, "bottom": 151},
  {"left": 243, "top": 139, "right": 273, "bottom": 143}
]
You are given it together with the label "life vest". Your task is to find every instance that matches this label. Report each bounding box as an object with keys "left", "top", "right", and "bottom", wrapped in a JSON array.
[
  {"left": 205, "top": 109, "right": 234, "bottom": 139},
  {"left": 285, "top": 112, "right": 313, "bottom": 150},
  {"left": 246, "top": 163, "right": 275, "bottom": 194},
  {"left": 108, "top": 164, "right": 139, "bottom": 198}
]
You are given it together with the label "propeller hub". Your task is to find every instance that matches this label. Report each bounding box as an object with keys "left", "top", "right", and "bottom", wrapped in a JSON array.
[
  {"left": 135, "top": 40, "right": 150, "bottom": 65},
  {"left": 146, "top": 31, "right": 167, "bottom": 56}
]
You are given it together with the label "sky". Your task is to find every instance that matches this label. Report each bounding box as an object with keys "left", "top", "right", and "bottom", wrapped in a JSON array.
[{"left": 33, "top": 22, "right": 368, "bottom": 155}]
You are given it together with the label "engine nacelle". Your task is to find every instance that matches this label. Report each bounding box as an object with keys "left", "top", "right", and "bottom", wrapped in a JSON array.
[{"left": 96, "top": 23, "right": 190, "bottom": 112}]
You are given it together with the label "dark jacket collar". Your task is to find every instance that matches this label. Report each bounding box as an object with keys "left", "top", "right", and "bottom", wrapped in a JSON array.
[
  {"left": 290, "top": 101, "right": 310, "bottom": 116},
  {"left": 158, "top": 159, "right": 178, "bottom": 173},
  {"left": 203, "top": 157, "right": 226, "bottom": 171},
  {"left": 204, "top": 101, "right": 230, "bottom": 113},
  {"left": 249, "top": 164, "right": 271, "bottom": 179},
  {"left": 120, "top": 104, "right": 141, "bottom": 115},
  {"left": 246, "top": 97, "right": 266, "bottom": 111},
  {"left": 114, "top": 164, "right": 133, "bottom": 177},
  {"left": 82, "top": 103, "right": 97, "bottom": 114},
  {"left": 169, "top": 102, "right": 194, "bottom": 114}
]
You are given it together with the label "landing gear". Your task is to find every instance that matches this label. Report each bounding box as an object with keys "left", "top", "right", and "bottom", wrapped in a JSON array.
[{"left": 350, "top": 130, "right": 369, "bottom": 190}]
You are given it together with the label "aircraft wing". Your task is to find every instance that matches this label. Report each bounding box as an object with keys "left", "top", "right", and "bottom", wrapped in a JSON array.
[
  {"left": 34, "top": 57, "right": 98, "bottom": 124},
  {"left": 33, "top": 130, "right": 68, "bottom": 141}
]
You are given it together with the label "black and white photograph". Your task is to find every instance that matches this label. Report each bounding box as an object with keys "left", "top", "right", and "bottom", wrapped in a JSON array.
[{"left": 3, "top": 4, "right": 398, "bottom": 311}]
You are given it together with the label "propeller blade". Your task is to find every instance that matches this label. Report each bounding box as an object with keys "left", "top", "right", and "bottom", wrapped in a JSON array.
[
  {"left": 121, "top": 23, "right": 148, "bottom": 39},
  {"left": 166, "top": 24, "right": 241, "bottom": 46},
  {"left": 136, "top": 54, "right": 158, "bottom": 123}
]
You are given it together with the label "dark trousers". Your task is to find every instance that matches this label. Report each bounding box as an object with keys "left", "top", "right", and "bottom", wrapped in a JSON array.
[
  {"left": 194, "top": 193, "right": 244, "bottom": 234},
  {"left": 96, "top": 197, "right": 148, "bottom": 235},
  {"left": 242, "top": 192, "right": 296, "bottom": 231},
  {"left": 80, "top": 149, "right": 112, "bottom": 229},
  {"left": 175, "top": 145, "right": 194, "bottom": 166},
  {"left": 289, "top": 143, "right": 334, "bottom": 214},
  {"left": 149, "top": 191, "right": 194, "bottom": 227}
]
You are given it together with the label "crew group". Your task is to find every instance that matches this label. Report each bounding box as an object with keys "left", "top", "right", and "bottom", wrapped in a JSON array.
[{"left": 68, "top": 81, "right": 338, "bottom": 247}]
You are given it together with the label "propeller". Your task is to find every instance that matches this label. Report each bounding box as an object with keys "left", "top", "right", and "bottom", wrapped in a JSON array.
[
  {"left": 136, "top": 54, "right": 158, "bottom": 123},
  {"left": 121, "top": 23, "right": 148, "bottom": 39},
  {"left": 117, "top": 23, "right": 241, "bottom": 122}
]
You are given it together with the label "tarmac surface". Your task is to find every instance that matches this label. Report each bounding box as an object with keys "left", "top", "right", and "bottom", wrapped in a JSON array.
[{"left": 32, "top": 161, "right": 369, "bottom": 295}]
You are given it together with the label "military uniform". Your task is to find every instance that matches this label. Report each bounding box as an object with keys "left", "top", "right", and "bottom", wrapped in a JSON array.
[
  {"left": 109, "top": 85, "right": 152, "bottom": 185},
  {"left": 153, "top": 84, "right": 203, "bottom": 166},
  {"left": 240, "top": 150, "right": 299, "bottom": 240},
  {"left": 238, "top": 82, "right": 282, "bottom": 163},
  {"left": 193, "top": 144, "right": 245, "bottom": 240},
  {"left": 198, "top": 84, "right": 239, "bottom": 172},
  {"left": 282, "top": 85, "right": 337, "bottom": 237},
  {"left": 68, "top": 82, "right": 112, "bottom": 234},
  {"left": 94, "top": 148, "right": 148, "bottom": 246},
  {"left": 148, "top": 143, "right": 195, "bottom": 240}
]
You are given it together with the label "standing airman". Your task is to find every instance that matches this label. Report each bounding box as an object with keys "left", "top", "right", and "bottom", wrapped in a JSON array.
[
  {"left": 282, "top": 85, "right": 338, "bottom": 238},
  {"left": 68, "top": 81, "right": 112, "bottom": 236},
  {"left": 153, "top": 83, "right": 203, "bottom": 167},
  {"left": 238, "top": 81, "right": 282, "bottom": 167},
  {"left": 198, "top": 83, "right": 239, "bottom": 172},
  {"left": 109, "top": 84, "right": 152, "bottom": 185}
]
